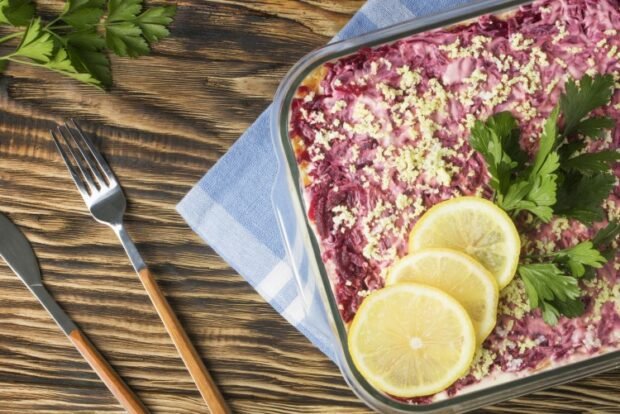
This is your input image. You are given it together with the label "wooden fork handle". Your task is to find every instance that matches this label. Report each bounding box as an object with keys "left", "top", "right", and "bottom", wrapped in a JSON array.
[
  {"left": 68, "top": 329, "right": 149, "bottom": 414},
  {"left": 137, "top": 268, "right": 231, "bottom": 414}
]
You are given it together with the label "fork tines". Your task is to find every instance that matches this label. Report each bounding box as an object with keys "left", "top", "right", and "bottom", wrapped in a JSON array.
[{"left": 51, "top": 120, "right": 117, "bottom": 199}]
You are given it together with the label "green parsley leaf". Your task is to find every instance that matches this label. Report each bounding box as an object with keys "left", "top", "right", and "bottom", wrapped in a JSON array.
[
  {"left": 522, "top": 151, "right": 560, "bottom": 218},
  {"left": 518, "top": 263, "right": 581, "bottom": 306},
  {"left": 107, "top": 0, "right": 141, "bottom": 22},
  {"left": 488, "top": 108, "right": 560, "bottom": 222},
  {"left": 0, "top": 0, "right": 33, "bottom": 27},
  {"left": 532, "top": 106, "right": 560, "bottom": 173},
  {"left": 135, "top": 5, "right": 176, "bottom": 43},
  {"left": 66, "top": 30, "right": 111, "bottom": 87},
  {"left": 575, "top": 116, "right": 615, "bottom": 139},
  {"left": 105, "top": 21, "right": 149, "bottom": 57},
  {"left": 518, "top": 263, "right": 582, "bottom": 324},
  {"left": 104, "top": 0, "right": 175, "bottom": 57},
  {"left": 502, "top": 158, "right": 560, "bottom": 222},
  {"left": 540, "top": 299, "right": 585, "bottom": 325},
  {"left": 555, "top": 172, "right": 616, "bottom": 225},
  {"left": 13, "top": 18, "right": 54, "bottom": 62},
  {"left": 45, "top": 47, "right": 101, "bottom": 86},
  {"left": 560, "top": 74, "right": 615, "bottom": 138},
  {"left": 592, "top": 220, "right": 620, "bottom": 249},
  {"left": 484, "top": 111, "right": 528, "bottom": 167},
  {"left": 515, "top": 186, "right": 556, "bottom": 222},
  {"left": 549, "top": 297, "right": 585, "bottom": 319},
  {"left": 562, "top": 150, "right": 620, "bottom": 175},
  {"left": 470, "top": 115, "right": 518, "bottom": 197},
  {"left": 484, "top": 112, "right": 520, "bottom": 143},
  {"left": 540, "top": 302, "right": 560, "bottom": 325},
  {"left": 520, "top": 204, "right": 555, "bottom": 223},
  {"left": 500, "top": 180, "right": 530, "bottom": 211},
  {"left": 65, "top": 28, "right": 106, "bottom": 50},
  {"left": 584, "top": 220, "right": 620, "bottom": 279},
  {"left": 61, "top": 0, "right": 105, "bottom": 29},
  {"left": 553, "top": 241, "right": 607, "bottom": 278},
  {"left": 558, "top": 139, "right": 586, "bottom": 162}
]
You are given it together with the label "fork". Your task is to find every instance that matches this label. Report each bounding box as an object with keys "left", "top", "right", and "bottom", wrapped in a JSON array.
[{"left": 51, "top": 120, "right": 230, "bottom": 414}]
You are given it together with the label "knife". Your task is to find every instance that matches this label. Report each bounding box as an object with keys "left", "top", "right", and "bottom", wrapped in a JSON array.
[{"left": 0, "top": 212, "right": 149, "bottom": 414}]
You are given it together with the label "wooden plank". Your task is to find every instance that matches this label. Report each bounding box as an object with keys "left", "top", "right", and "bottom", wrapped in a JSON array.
[{"left": 0, "top": 1, "right": 617, "bottom": 413}]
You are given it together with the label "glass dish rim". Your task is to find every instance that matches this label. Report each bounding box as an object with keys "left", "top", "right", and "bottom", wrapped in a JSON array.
[{"left": 270, "top": 0, "right": 620, "bottom": 411}]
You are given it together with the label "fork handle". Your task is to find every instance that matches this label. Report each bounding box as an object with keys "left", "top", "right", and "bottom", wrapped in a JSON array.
[
  {"left": 68, "top": 329, "right": 149, "bottom": 414},
  {"left": 137, "top": 268, "right": 231, "bottom": 414}
]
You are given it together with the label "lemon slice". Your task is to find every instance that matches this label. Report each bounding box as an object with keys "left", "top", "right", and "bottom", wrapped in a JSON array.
[
  {"left": 386, "top": 249, "right": 499, "bottom": 343},
  {"left": 348, "top": 283, "right": 476, "bottom": 397},
  {"left": 408, "top": 197, "right": 520, "bottom": 289}
]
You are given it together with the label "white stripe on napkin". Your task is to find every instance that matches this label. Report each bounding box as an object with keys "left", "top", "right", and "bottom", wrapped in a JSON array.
[
  {"left": 257, "top": 261, "right": 293, "bottom": 302},
  {"left": 282, "top": 295, "right": 306, "bottom": 326}
]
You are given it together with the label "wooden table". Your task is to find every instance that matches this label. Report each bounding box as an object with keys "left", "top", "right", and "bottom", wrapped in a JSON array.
[{"left": 0, "top": 1, "right": 618, "bottom": 413}]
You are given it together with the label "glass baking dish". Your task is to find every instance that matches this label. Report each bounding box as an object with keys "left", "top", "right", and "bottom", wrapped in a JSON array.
[{"left": 269, "top": 0, "right": 620, "bottom": 412}]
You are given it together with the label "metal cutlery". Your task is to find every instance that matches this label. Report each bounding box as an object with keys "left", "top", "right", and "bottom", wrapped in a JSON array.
[
  {"left": 0, "top": 212, "right": 148, "bottom": 414},
  {"left": 51, "top": 120, "right": 230, "bottom": 414}
]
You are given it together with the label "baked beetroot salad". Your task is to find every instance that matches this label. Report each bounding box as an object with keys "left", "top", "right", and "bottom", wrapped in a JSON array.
[{"left": 288, "top": 0, "right": 619, "bottom": 402}]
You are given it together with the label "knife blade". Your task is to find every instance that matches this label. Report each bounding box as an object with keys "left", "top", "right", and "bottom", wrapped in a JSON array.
[
  {"left": 0, "top": 212, "right": 41, "bottom": 284},
  {"left": 0, "top": 212, "right": 76, "bottom": 334}
]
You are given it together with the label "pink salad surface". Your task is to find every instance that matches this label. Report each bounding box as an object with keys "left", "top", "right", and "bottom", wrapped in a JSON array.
[{"left": 289, "top": 0, "right": 620, "bottom": 402}]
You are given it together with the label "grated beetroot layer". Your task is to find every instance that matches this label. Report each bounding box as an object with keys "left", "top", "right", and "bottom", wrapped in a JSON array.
[{"left": 289, "top": 0, "right": 620, "bottom": 402}]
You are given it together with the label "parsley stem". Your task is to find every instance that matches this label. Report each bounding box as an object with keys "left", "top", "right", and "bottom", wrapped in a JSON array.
[
  {"left": 0, "top": 31, "right": 24, "bottom": 44},
  {"left": 45, "top": 16, "right": 63, "bottom": 30},
  {"left": 522, "top": 252, "right": 556, "bottom": 261},
  {"left": 5, "top": 57, "right": 42, "bottom": 67},
  {"left": 5, "top": 57, "right": 61, "bottom": 74},
  {"left": 46, "top": 24, "right": 73, "bottom": 30},
  {"left": 4, "top": 57, "right": 104, "bottom": 91},
  {"left": 48, "top": 21, "right": 141, "bottom": 32},
  {"left": 45, "top": 29, "right": 67, "bottom": 46}
]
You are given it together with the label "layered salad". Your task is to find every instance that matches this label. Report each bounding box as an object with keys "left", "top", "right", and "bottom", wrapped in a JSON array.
[{"left": 288, "top": 0, "right": 619, "bottom": 403}]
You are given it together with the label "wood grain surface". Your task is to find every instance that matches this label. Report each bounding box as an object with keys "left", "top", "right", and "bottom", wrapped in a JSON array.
[{"left": 0, "top": 1, "right": 618, "bottom": 413}]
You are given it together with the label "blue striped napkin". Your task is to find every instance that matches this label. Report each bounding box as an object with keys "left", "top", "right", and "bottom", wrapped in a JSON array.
[{"left": 177, "top": 0, "right": 474, "bottom": 362}]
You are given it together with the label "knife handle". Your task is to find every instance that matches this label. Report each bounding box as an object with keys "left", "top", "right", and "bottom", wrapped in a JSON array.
[
  {"left": 68, "top": 329, "right": 149, "bottom": 414},
  {"left": 137, "top": 267, "right": 230, "bottom": 414}
]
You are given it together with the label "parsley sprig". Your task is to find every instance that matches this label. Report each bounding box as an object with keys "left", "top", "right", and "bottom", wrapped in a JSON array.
[
  {"left": 0, "top": 0, "right": 176, "bottom": 88},
  {"left": 470, "top": 74, "right": 620, "bottom": 324}
]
